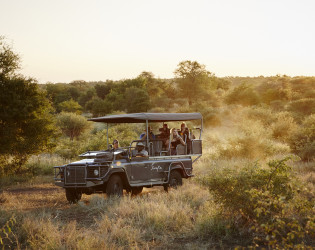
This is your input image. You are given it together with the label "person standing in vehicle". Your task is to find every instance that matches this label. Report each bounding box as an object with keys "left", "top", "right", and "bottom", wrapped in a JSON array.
[
  {"left": 158, "top": 123, "right": 170, "bottom": 148},
  {"left": 166, "top": 128, "right": 186, "bottom": 155},
  {"left": 140, "top": 126, "right": 155, "bottom": 140},
  {"left": 179, "top": 122, "right": 190, "bottom": 142}
]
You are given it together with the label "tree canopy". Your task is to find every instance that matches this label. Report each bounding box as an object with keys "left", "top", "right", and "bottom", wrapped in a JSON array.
[
  {"left": 174, "top": 60, "right": 215, "bottom": 106},
  {"left": 0, "top": 37, "right": 57, "bottom": 175}
]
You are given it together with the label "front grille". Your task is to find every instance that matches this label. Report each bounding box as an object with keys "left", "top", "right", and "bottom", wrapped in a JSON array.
[
  {"left": 87, "top": 166, "right": 109, "bottom": 178},
  {"left": 65, "top": 166, "right": 86, "bottom": 184}
]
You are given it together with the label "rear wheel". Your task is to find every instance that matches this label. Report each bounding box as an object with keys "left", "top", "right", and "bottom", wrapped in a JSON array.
[
  {"left": 131, "top": 186, "right": 143, "bottom": 196},
  {"left": 65, "top": 188, "right": 82, "bottom": 204},
  {"left": 106, "top": 175, "right": 123, "bottom": 197},
  {"left": 169, "top": 170, "right": 182, "bottom": 188}
]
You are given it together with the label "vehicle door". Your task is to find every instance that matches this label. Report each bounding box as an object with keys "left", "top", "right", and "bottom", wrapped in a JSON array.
[
  {"left": 129, "top": 158, "right": 152, "bottom": 184},
  {"left": 149, "top": 159, "right": 169, "bottom": 182}
]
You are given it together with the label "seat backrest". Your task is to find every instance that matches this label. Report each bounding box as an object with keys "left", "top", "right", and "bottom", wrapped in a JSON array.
[
  {"left": 191, "top": 140, "right": 202, "bottom": 154},
  {"left": 176, "top": 144, "right": 187, "bottom": 155},
  {"left": 151, "top": 140, "right": 163, "bottom": 156}
]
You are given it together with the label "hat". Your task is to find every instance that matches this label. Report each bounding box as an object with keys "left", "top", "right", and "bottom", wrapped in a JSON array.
[{"left": 137, "top": 142, "right": 145, "bottom": 147}]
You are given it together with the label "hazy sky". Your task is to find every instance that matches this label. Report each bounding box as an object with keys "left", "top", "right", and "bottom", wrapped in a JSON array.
[{"left": 1, "top": 0, "right": 314, "bottom": 83}]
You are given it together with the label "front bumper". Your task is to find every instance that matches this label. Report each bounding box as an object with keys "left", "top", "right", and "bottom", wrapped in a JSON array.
[{"left": 54, "top": 163, "right": 110, "bottom": 188}]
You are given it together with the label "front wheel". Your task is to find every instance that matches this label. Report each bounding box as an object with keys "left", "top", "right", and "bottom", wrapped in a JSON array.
[
  {"left": 65, "top": 188, "right": 82, "bottom": 204},
  {"left": 106, "top": 175, "right": 123, "bottom": 197},
  {"left": 169, "top": 170, "right": 182, "bottom": 189}
]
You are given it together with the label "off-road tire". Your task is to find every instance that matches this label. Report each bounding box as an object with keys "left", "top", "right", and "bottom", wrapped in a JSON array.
[
  {"left": 106, "top": 175, "right": 123, "bottom": 197},
  {"left": 169, "top": 170, "right": 182, "bottom": 188},
  {"left": 65, "top": 188, "right": 82, "bottom": 204},
  {"left": 131, "top": 186, "right": 143, "bottom": 196}
]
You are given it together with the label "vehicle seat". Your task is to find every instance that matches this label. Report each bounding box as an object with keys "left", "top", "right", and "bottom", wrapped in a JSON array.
[
  {"left": 151, "top": 140, "right": 163, "bottom": 156},
  {"left": 191, "top": 140, "right": 202, "bottom": 154},
  {"left": 176, "top": 144, "right": 187, "bottom": 155}
]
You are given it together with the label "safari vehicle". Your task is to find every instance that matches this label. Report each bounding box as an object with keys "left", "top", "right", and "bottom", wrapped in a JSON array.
[{"left": 54, "top": 113, "right": 203, "bottom": 203}]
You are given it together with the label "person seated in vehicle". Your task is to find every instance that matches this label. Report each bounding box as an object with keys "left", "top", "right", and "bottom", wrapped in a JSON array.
[
  {"left": 166, "top": 128, "right": 186, "bottom": 155},
  {"left": 179, "top": 122, "right": 190, "bottom": 142},
  {"left": 140, "top": 126, "right": 155, "bottom": 140},
  {"left": 111, "top": 139, "right": 128, "bottom": 159},
  {"left": 158, "top": 123, "right": 170, "bottom": 149},
  {"left": 112, "top": 139, "right": 120, "bottom": 151},
  {"left": 134, "top": 142, "right": 148, "bottom": 157}
]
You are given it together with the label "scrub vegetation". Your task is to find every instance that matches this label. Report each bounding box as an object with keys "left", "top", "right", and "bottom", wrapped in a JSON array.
[{"left": 0, "top": 37, "right": 314, "bottom": 248}]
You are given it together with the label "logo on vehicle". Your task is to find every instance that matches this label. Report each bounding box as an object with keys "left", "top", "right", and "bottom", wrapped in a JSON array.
[{"left": 151, "top": 165, "right": 162, "bottom": 171}]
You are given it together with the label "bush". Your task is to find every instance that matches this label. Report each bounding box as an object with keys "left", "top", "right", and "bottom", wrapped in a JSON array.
[
  {"left": 288, "top": 98, "right": 315, "bottom": 120},
  {"left": 271, "top": 112, "right": 298, "bottom": 142},
  {"left": 289, "top": 114, "right": 315, "bottom": 161},
  {"left": 56, "top": 112, "right": 91, "bottom": 141},
  {"left": 246, "top": 107, "right": 277, "bottom": 126},
  {"left": 217, "top": 120, "right": 290, "bottom": 159},
  {"left": 58, "top": 99, "right": 82, "bottom": 114},
  {"left": 199, "top": 157, "right": 315, "bottom": 248},
  {"left": 225, "top": 83, "right": 260, "bottom": 106}
]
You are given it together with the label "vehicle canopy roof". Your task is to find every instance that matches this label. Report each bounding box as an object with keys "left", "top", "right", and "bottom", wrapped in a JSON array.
[{"left": 88, "top": 112, "right": 202, "bottom": 123}]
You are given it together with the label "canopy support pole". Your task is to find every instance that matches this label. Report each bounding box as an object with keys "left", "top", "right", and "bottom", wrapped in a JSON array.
[
  {"left": 107, "top": 123, "right": 109, "bottom": 149},
  {"left": 200, "top": 118, "right": 203, "bottom": 139},
  {"left": 146, "top": 120, "right": 149, "bottom": 154}
]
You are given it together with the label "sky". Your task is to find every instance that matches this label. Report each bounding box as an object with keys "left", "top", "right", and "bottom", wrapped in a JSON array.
[{"left": 0, "top": 0, "right": 314, "bottom": 83}]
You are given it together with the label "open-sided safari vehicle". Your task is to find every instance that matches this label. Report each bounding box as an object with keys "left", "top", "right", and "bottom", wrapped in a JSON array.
[{"left": 54, "top": 113, "right": 203, "bottom": 203}]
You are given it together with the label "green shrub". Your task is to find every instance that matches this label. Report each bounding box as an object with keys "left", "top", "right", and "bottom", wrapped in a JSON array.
[
  {"left": 56, "top": 112, "right": 91, "bottom": 141},
  {"left": 271, "top": 112, "right": 298, "bottom": 141},
  {"left": 289, "top": 114, "right": 315, "bottom": 161},
  {"left": 246, "top": 107, "right": 277, "bottom": 126},
  {"left": 217, "top": 120, "right": 290, "bottom": 159},
  {"left": 288, "top": 98, "right": 315, "bottom": 120},
  {"left": 199, "top": 157, "right": 315, "bottom": 248},
  {"left": 225, "top": 83, "right": 260, "bottom": 106}
]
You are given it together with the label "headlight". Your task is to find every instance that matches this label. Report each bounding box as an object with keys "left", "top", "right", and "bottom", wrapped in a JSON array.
[{"left": 94, "top": 169, "right": 99, "bottom": 176}]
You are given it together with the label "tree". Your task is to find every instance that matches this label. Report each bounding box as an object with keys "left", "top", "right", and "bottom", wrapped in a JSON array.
[
  {"left": 124, "top": 87, "right": 150, "bottom": 113},
  {"left": 0, "top": 36, "right": 20, "bottom": 77},
  {"left": 174, "top": 60, "right": 214, "bottom": 106},
  {"left": 225, "top": 82, "right": 260, "bottom": 106},
  {"left": 58, "top": 99, "right": 83, "bottom": 114},
  {"left": 0, "top": 38, "right": 57, "bottom": 175},
  {"left": 69, "top": 80, "right": 87, "bottom": 90},
  {"left": 45, "top": 83, "right": 72, "bottom": 111},
  {"left": 56, "top": 112, "right": 91, "bottom": 141},
  {"left": 85, "top": 97, "right": 113, "bottom": 117},
  {"left": 95, "top": 81, "right": 113, "bottom": 99},
  {"left": 78, "top": 88, "right": 96, "bottom": 108}
]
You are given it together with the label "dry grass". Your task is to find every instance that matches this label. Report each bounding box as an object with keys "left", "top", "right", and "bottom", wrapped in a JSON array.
[
  {"left": 0, "top": 180, "right": 219, "bottom": 249},
  {"left": 1, "top": 106, "right": 314, "bottom": 248}
]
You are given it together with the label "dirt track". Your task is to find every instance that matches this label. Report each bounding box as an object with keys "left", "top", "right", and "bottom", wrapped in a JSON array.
[
  {"left": 3, "top": 186, "right": 61, "bottom": 194},
  {"left": 0, "top": 183, "right": 164, "bottom": 213}
]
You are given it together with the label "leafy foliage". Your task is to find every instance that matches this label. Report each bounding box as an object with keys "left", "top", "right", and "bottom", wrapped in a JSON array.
[
  {"left": 0, "top": 38, "right": 57, "bottom": 176},
  {"left": 289, "top": 114, "right": 315, "bottom": 161},
  {"left": 56, "top": 112, "right": 91, "bottom": 141},
  {"left": 225, "top": 82, "right": 260, "bottom": 106},
  {"left": 174, "top": 60, "right": 216, "bottom": 106},
  {"left": 58, "top": 99, "right": 82, "bottom": 114},
  {"left": 199, "top": 157, "right": 315, "bottom": 248},
  {"left": 0, "top": 36, "right": 20, "bottom": 77}
]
